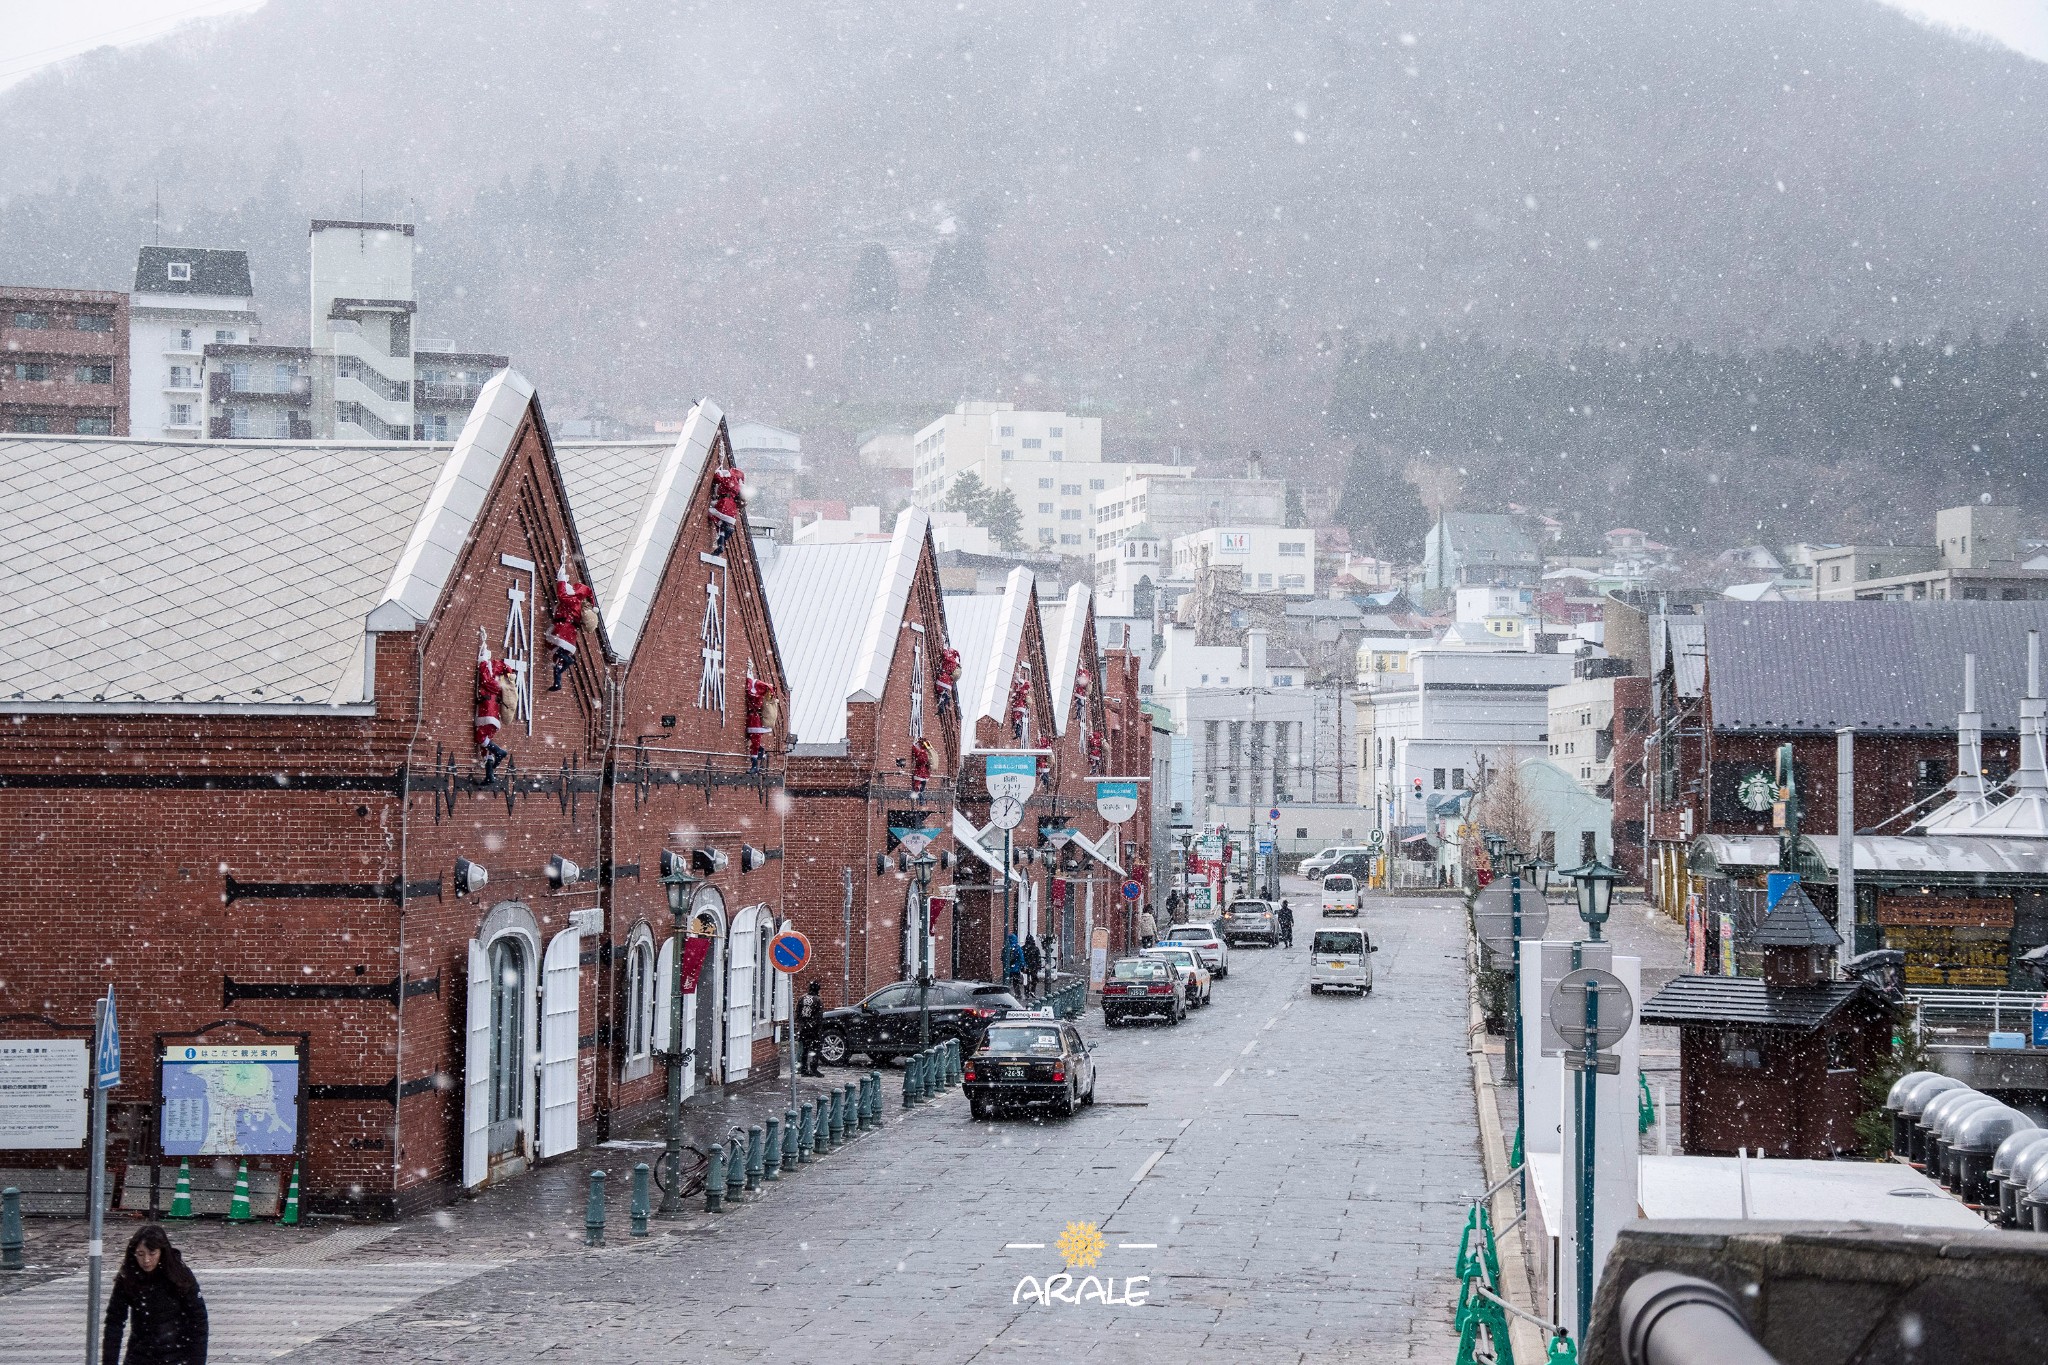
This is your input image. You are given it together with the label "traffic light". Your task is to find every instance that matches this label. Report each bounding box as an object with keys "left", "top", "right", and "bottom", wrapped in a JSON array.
[{"left": 1412, "top": 777, "right": 1424, "bottom": 802}]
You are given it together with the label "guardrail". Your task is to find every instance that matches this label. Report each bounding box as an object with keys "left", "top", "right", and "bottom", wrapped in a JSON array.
[
  {"left": 1026, "top": 976, "right": 1088, "bottom": 1019},
  {"left": 1908, "top": 989, "right": 2042, "bottom": 1033}
]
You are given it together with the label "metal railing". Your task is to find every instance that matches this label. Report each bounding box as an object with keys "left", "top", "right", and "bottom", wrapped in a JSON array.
[
  {"left": 1907, "top": 988, "right": 2043, "bottom": 1032},
  {"left": 1024, "top": 975, "right": 1087, "bottom": 1018}
]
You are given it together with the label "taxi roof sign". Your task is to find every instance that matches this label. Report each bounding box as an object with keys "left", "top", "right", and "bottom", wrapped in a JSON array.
[{"left": 1001, "top": 1007, "right": 1056, "bottom": 1020}]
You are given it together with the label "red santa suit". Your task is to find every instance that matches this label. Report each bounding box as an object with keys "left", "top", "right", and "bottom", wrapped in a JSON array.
[
  {"left": 934, "top": 647, "right": 962, "bottom": 714},
  {"left": 1086, "top": 726, "right": 1106, "bottom": 775},
  {"left": 546, "top": 561, "right": 598, "bottom": 691},
  {"left": 1009, "top": 669, "right": 1032, "bottom": 741},
  {"left": 910, "top": 737, "right": 933, "bottom": 795},
  {"left": 709, "top": 465, "right": 746, "bottom": 554},
  {"left": 744, "top": 675, "right": 779, "bottom": 772},
  {"left": 475, "top": 635, "right": 514, "bottom": 785}
]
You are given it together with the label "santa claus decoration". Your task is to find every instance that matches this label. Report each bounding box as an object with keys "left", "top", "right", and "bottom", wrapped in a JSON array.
[
  {"left": 1086, "top": 725, "right": 1106, "bottom": 775},
  {"left": 545, "top": 554, "right": 599, "bottom": 691},
  {"left": 744, "top": 672, "right": 779, "bottom": 772},
  {"left": 709, "top": 463, "right": 747, "bottom": 555},
  {"left": 1008, "top": 664, "right": 1032, "bottom": 741},
  {"left": 1073, "top": 665, "right": 1092, "bottom": 712},
  {"left": 474, "top": 631, "right": 517, "bottom": 785},
  {"left": 909, "top": 736, "right": 933, "bottom": 797},
  {"left": 934, "top": 647, "right": 962, "bottom": 715}
]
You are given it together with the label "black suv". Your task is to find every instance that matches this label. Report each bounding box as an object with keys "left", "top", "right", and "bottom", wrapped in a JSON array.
[{"left": 817, "top": 980, "right": 1023, "bottom": 1065}]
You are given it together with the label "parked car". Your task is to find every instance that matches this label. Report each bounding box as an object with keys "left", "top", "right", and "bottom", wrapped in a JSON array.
[
  {"left": 1221, "top": 899, "right": 1280, "bottom": 947},
  {"left": 1308, "top": 927, "right": 1377, "bottom": 995},
  {"left": 1321, "top": 873, "right": 1362, "bottom": 917},
  {"left": 964, "top": 1015, "right": 1097, "bottom": 1118},
  {"left": 817, "top": 979, "right": 1023, "bottom": 1065},
  {"left": 1141, "top": 944, "right": 1213, "bottom": 1006},
  {"left": 1161, "top": 921, "right": 1230, "bottom": 976},
  {"left": 1301, "top": 845, "right": 1375, "bottom": 877},
  {"left": 1101, "top": 956, "right": 1188, "bottom": 1025}
]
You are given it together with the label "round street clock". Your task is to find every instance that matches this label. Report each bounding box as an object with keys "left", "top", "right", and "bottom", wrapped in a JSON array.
[
  {"left": 1737, "top": 770, "right": 1776, "bottom": 812},
  {"left": 989, "top": 796, "right": 1026, "bottom": 830}
]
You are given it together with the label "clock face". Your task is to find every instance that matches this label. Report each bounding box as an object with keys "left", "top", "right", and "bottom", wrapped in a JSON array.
[{"left": 990, "top": 796, "right": 1025, "bottom": 830}]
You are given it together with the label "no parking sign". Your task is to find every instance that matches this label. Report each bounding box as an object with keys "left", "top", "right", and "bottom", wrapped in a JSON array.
[{"left": 769, "top": 930, "right": 811, "bottom": 974}]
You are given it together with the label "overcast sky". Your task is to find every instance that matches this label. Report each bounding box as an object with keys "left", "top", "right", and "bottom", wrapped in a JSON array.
[{"left": 0, "top": 0, "right": 2043, "bottom": 94}]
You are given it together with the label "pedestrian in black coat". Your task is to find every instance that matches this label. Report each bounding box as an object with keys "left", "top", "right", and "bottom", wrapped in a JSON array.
[
  {"left": 103, "top": 1224, "right": 208, "bottom": 1365},
  {"left": 1277, "top": 899, "right": 1295, "bottom": 948},
  {"left": 796, "top": 980, "right": 826, "bottom": 1074},
  {"left": 1022, "top": 934, "right": 1045, "bottom": 994}
]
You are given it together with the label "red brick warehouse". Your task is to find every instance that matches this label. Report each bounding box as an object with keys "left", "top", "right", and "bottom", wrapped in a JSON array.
[
  {"left": 765, "top": 506, "right": 960, "bottom": 1007},
  {"left": 555, "top": 401, "right": 789, "bottom": 1130},
  {"left": 0, "top": 371, "right": 613, "bottom": 1214}
]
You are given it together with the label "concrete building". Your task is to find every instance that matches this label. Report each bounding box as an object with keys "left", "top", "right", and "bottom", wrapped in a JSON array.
[
  {"left": 1, "top": 286, "right": 128, "bottom": 436},
  {"left": 128, "top": 247, "right": 255, "bottom": 439},
  {"left": 1092, "top": 466, "right": 1288, "bottom": 550},
  {"left": 1169, "top": 526, "right": 1317, "bottom": 597},
  {"left": 1812, "top": 505, "right": 2048, "bottom": 602},
  {"left": 910, "top": 400, "right": 1174, "bottom": 554},
  {"left": 728, "top": 420, "right": 804, "bottom": 524},
  {"left": 1093, "top": 524, "right": 1167, "bottom": 617},
  {"left": 1354, "top": 648, "right": 1576, "bottom": 836}
]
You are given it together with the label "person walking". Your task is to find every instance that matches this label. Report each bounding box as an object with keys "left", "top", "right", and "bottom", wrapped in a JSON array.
[
  {"left": 1139, "top": 906, "right": 1158, "bottom": 950},
  {"left": 102, "top": 1224, "right": 208, "bottom": 1365},
  {"left": 1022, "top": 934, "right": 1045, "bottom": 997},
  {"left": 1277, "top": 898, "right": 1295, "bottom": 949},
  {"left": 795, "top": 980, "right": 826, "bottom": 1075}
]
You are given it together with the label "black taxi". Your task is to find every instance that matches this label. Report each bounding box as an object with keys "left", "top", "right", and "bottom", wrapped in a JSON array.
[{"left": 962, "top": 1012, "right": 1097, "bottom": 1119}]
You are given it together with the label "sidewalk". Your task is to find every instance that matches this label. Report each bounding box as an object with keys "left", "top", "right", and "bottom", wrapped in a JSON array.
[{"left": 0, "top": 1060, "right": 916, "bottom": 1293}]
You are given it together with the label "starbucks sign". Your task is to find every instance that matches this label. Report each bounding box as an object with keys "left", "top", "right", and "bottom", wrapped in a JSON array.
[{"left": 1737, "top": 770, "right": 1775, "bottom": 813}]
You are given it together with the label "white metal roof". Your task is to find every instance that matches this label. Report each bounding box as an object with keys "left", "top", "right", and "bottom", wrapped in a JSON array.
[
  {"left": 1039, "top": 583, "right": 1092, "bottom": 736},
  {"left": 1802, "top": 834, "right": 2048, "bottom": 878},
  {"left": 3, "top": 369, "right": 535, "bottom": 711},
  {"left": 1692, "top": 834, "right": 1782, "bottom": 870},
  {"left": 963, "top": 567, "right": 1036, "bottom": 745},
  {"left": 573, "top": 400, "right": 723, "bottom": 662},
  {"left": 849, "top": 507, "right": 932, "bottom": 705},
  {"left": 1658, "top": 615, "right": 1706, "bottom": 698},
  {"left": 760, "top": 539, "right": 895, "bottom": 746}
]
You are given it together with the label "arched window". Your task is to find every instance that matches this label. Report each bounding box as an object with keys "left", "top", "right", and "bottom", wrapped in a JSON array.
[{"left": 624, "top": 934, "right": 654, "bottom": 1059}]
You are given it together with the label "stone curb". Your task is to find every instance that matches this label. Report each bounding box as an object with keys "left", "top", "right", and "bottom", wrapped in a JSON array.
[{"left": 1467, "top": 937, "right": 1551, "bottom": 1362}]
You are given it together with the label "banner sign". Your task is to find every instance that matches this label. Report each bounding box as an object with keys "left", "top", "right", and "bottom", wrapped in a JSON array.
[
  {"left": 680, "top": 934, "right": 714, "bottom": 994},
  {"left": 1094, "top": 780, "right": 1140, "bottom": 825},
  {"left": 985, "top": 752, "right": 1038, "bottom": 803}
]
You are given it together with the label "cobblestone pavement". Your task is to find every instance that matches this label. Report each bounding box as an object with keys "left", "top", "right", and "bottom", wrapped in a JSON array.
[{"left": 5, "top": 889, "right": 1483, "bottom": 1363}]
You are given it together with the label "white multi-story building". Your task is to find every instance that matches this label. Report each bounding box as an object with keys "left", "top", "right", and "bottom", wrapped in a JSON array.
[
  {"left": 309, "top": 219, "right": 417, "bottom": 441},
  {"left": 127, "top": 247, "right": 257, "bottom": 438},
  {"left": 1094, "top": 526, "right": 1167, "bottom": 616},
  {"left": 910, "top": 401, "right": 1179, "bottom": 553},
  {"left": 1353, "top": 648, "right": 1575, "bottom": 834},
  {"left": 1169, "top": 526, "right": 1317, "bottom": 596},
  {"left": 1093, "top": 467, "right": 1287, "bottom": 550}
]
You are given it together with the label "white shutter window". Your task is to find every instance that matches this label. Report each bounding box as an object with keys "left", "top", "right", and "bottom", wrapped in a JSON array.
[
  {"left": 652, "top": 937, "right": 676, "bottom": 1059},
  {"left": 538, "top": 927, "right": 582, "bottom": 1158},
  {"left": 680, "top": 952, "right": 699, "bottom": 1101},
  {"left": 725, "top": 909, "right": 757, "bottom": 1082},
  {"left": 463, "top": 939, "right": 490, "bottom": 1189}
]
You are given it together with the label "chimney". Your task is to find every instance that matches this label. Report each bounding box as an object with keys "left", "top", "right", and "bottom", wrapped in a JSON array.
[
  {"left": 1247, "top": 449, "right": 1263, "bottom": 481},
  {"left": 1247, "top": 629, "right": 1269, "bottom": 688},
  {"left": 1920, "top": 653, "right": 1989, "bottom": 832},
  {"left": 1965, "top": 631, "right": 2048, "bottom": 837}
]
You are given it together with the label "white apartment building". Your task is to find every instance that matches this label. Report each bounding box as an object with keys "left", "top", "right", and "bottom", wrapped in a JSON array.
[
  {"left": 1170, "top": 526, "right": 1317, "bottom": 596},
  {"left": 1353, "top": 648, "right": 1575, "bottom": 833},
  {"left": 309, "top": 219, "right": 417, "bottom": 441},
  {"left": 1094, "top": 527, "right": 1166, "bottom": 616},
  {"left": 127, "top": 247, "right": 257, "bottom": 438},
  {"left": 1548, "top": 674, "right": 1617, "bottom": 791},
  {"left": 910, "top": 401, "right": 1168, "bottom": 553},
  {"left": 1093, "top": 468, "right": 1287, "bottom": 550}
]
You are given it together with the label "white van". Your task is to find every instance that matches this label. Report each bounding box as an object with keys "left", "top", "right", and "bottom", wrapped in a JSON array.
[
  {"left": 1320, "top": 873, "right": 1361, "bottom": 917},
  {"left": 1308, "top": 927, "right": 1375, "bottom": 995}
]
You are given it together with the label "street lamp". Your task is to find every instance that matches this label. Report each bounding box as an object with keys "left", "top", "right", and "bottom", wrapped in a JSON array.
[
  {"left": 1564, "top": 857, "right": 1620, "bottom": 941},
  {"left": 656, "top": 851, "right": 701, "bottom": 1217},
  {"left": 912, "top": 852, "right": 938, "bottom": 1047},
  {"left": 1529, "top": 856, "right": 1554, "bottom": 898}
]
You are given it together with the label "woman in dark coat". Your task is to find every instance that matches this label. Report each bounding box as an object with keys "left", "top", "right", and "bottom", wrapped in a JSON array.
[{"left": 102, "top": 1224, "right": 208, "bottom": 1365}]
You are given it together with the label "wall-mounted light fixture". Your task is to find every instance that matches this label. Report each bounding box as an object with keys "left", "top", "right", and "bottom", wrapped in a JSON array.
[{"left": 455, "top": 858, "right": 489, "bottom": 896}]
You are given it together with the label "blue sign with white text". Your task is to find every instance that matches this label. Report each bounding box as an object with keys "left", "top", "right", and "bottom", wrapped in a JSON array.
[{"left": 95, "top": 988, "right": 120, "bottom": 1090}]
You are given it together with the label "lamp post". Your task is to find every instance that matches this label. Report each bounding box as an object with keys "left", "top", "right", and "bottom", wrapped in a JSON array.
[
  {"left": 1237, "top": 685, "right": 1268, "bottom": 901},
  {"left": 1561, "top": 853, "right": 1620, "bottom": 1344},
  {"left": 912, "top": 852, "right": 937, "bottom": 1048},
  {"left": 656, "top": 856, "right": 701, "bottom": 1217},
  {"left": 1565, "top": 856, "right": 1620, "bottom": 942}
]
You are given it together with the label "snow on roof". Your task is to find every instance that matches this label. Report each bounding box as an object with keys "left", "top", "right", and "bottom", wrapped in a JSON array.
[
  {"left": 950, "top": 567, "right": 1036, "bottom": 747},
  {"left": 4, "top": 368, "right": 536, "bottom": 711},
  {"left": 1038, "top": 583, "right": 1091, "bottom": 735},
  {"left": 759, "top": 505, "right": 929, "bottom": 747}
]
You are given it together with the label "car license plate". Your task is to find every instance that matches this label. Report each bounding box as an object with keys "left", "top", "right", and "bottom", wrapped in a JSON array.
[
  {"left": 1327, "top": 961, "right": 1347, "bottom": 968},
  {"left": 1001, "top": 1066, "right": 1026, "bottom": 1080}
]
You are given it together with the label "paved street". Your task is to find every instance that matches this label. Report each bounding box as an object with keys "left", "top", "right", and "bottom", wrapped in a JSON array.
[{"left": 2, "top": 889, "right": 1482, "bottom": 1364}]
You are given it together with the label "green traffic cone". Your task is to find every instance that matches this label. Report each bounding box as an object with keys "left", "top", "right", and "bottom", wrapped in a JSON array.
[
  {"left": 279, "top": 1161, "right": 300, "bottom": 1226},
  {"left": 167, "top": 1159, "right": 193, "bottom": 1219},
  {"left": 227, "top": 1159, "right": 251, "bottom": 1222}
]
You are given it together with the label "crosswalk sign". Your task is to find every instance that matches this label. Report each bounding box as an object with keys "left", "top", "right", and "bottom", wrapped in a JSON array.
[{"left": 95, "top": 987, "right": 120, "bottom": 1089}]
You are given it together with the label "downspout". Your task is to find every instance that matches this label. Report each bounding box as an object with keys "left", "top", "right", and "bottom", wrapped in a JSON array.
[
  {"left": 595, "top": 665, "right": 625, "bottom": 1139},
  {"left": 393, "top": 625, "right": 430, "bottom": 1208}
]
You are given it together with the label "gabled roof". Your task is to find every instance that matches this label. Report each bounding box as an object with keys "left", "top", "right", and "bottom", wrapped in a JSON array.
[
  {"left": 4, "top": 369, "right": 537, "bottom": 712},
  {"left": 1703, "top": 600, "right": 2048, "bottom": 732},
  {"left": 556, "top": 399, "right": 722, "bottom": 662},
  {"left": 1750, "top": 884, "right": 1842, "bottom": 949},
  {"left": 1640, "top": 976, "right": 1871, "bottom": 1031},
  {"left": 133, "top": 246, "right": 253, "bottom": 298},
  {"left": 949, "top": 566, "right": 1037, "bottom": 750},
  {"left": 760, "top": 507, "right": 930, "bottom": 748},
  {"left": 1039, "top": 583, "right": 1092, "bottom": 736}
]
